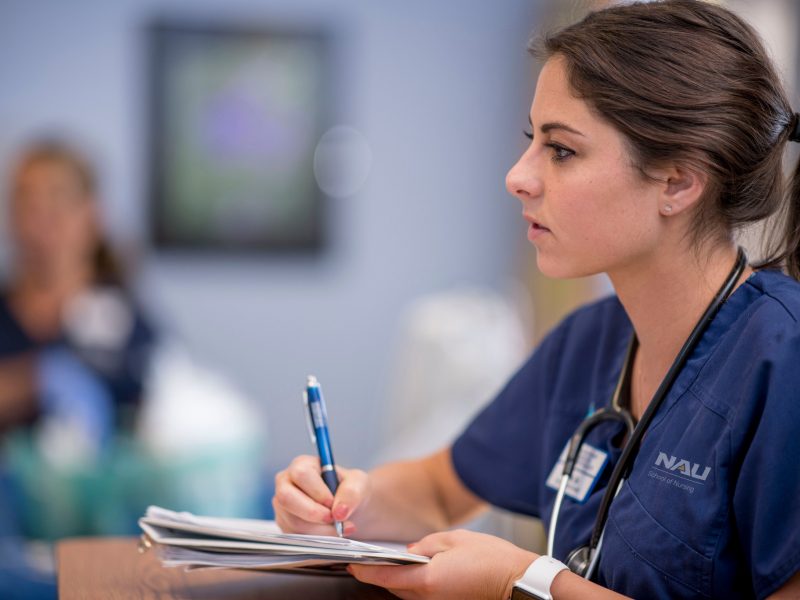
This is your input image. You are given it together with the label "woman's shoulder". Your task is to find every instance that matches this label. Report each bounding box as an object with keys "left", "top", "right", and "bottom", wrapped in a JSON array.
[
  {"left": 722, "top": 269, "right": 800, "bottom": 356},
  {"left": 694, "top": 269, "right": 800, "bottom": 417},
  {"left": 745, "top": 268, "right": 800, "bottom": 324}
]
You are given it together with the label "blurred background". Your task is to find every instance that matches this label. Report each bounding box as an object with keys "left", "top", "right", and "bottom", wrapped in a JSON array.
[{"left": 0, "top": 0, "right": 796, "bottom": 597}]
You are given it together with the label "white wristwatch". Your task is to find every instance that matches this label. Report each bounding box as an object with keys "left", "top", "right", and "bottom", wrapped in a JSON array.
[{"left": 510, "top": 556, "right": 569, "bottom": 600}]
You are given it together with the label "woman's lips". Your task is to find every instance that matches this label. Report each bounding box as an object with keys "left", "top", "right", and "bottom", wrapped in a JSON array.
[{"left": 526, "top": 219, "right": 551, "bottom": 242}]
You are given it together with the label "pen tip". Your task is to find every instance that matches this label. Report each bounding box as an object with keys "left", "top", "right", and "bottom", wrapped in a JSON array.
[{"left": 335, "top": 522, "right": 344, "bottom": 538}]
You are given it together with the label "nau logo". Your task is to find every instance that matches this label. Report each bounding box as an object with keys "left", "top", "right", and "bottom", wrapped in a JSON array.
[{"left": 655, "top": 452, "right": 711, "bottom": 481}]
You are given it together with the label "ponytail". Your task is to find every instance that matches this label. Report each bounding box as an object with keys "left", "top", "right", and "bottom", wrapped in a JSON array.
[
  {"left": 93, "top": 238, "right": 128, "bottom": 288},
  {"left": 755, "top": 130, "right": 800, "bottom": 281},
  {"left": 781, "top": 155, "right": 800, "bottom": 280}
]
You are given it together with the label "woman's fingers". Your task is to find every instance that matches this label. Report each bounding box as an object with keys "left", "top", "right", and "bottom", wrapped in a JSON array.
[
  {"left": 332, "top": 468, "right": 369, "bottom": 521},
  {"left": 273, "top": 455, "right": 369, "bottom": 534},
  {"left": 348, "top": 563, "right": 427, "bottom": 593},
  {"left": 274, "top": 471, "right": 333, "bottom": 524},
  {"left": 352, "top": 530, "right": 536, "bottom": 600},
  {"left": 273, "top": 501, "right": 339, "bottom": 536},
  {"left": 287, "top": 455, "right": 336, "bottom": 507}
]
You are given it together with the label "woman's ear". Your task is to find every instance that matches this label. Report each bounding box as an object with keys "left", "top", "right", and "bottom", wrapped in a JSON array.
[{"left": 654, "top": 165, "right": 707, "bottom": 217}]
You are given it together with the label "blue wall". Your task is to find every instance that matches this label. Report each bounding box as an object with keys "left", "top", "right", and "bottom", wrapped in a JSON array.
[{"left": 0, "top": 0, "right": 539, "bottom": 471}]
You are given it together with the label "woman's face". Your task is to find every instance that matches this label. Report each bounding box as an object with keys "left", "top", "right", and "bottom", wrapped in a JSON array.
[
  {"left": 11, "top": 157, "right": 97, "bottom": 273},
  {"left": 506, "top": 55, "right": 665, "bottom": 279}
]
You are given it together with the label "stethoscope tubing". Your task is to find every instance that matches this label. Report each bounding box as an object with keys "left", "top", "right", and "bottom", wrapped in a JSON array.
[
  {"left": 547, "top": 474, "right": 570, "bottom": 558},
  {"left": 547, "top": 338, "right": 637, "bottom": 560}
]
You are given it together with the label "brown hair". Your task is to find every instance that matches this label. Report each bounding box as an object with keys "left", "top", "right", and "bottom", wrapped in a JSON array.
[
  {"left": 534, "top": 0, "right": 800, "bottom": 280},
  {"left": 12, "top": 139, "right": 127, "bottom": 287}
]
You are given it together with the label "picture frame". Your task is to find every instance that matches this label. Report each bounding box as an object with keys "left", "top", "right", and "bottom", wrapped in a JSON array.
[{"left": 147, "top": 21, "right": 329, "bottom": 252}]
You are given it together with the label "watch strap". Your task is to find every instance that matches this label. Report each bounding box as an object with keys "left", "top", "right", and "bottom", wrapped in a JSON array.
[{"left": 511, "top": 556, "right": 569, "bottom": 600}]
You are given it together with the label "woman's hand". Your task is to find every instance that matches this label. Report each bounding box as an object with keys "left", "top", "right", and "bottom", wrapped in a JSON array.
[
  {"left": 273, "top": 454, "right": 370, "bottom": 537},
  {"left": 348, "top": 529, "right": 537, "bottom": 600}
]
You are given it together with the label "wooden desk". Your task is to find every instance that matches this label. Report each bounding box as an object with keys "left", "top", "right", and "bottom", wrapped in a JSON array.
[{"left": 57, "top": 538, "right": 396, "bottom": 599}]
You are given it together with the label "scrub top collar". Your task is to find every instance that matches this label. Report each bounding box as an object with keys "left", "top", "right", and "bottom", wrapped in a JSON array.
[{"left": 607, "top": 269, "right": 762, "bottom": 433}]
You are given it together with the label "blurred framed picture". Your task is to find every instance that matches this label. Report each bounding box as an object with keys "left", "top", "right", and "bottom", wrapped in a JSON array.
[{"left": 148, "top": 22, "right": 328, "bottom": 252}]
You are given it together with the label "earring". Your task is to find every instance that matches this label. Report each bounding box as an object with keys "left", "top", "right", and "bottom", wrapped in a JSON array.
[{"left": 662, "top": 204, "right": 673, "bottom": 215}]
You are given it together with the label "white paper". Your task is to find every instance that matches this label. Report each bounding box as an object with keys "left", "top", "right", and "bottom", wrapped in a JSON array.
[{"left": 139, "top": 505, "right": 430, "bottom": 574}]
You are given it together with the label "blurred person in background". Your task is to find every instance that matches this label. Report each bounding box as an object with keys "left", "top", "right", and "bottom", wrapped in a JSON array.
[
  {"left": 0, "top": 139, "right": 157, "bottom": 599},
  {"left": 0, "top": 139, "right": 156, "bottom": 440}
]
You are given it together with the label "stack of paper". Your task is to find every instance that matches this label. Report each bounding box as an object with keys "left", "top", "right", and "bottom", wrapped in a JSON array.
[{"left": 138, "top": 506, "right": 430, "bottom": 574}]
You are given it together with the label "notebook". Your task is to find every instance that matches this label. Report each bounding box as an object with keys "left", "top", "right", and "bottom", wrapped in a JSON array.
[{"left": 138, "top": 505, "right": 430, "bottom": 574}]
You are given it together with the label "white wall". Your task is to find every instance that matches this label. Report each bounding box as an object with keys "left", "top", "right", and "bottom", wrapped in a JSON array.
[{"left": 0, "top": 0, "right": 540, "bottom": 473}]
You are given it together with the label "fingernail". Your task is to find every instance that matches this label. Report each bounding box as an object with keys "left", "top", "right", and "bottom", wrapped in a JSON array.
[
  {"left": 333, "top": 504, "right": 349, "bottom": 520},
  {"left": 344, "top": 522, "right": 356, "bottom": 535}
]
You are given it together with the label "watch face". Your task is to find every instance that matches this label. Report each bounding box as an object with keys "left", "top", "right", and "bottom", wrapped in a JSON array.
[{"left": 511, "top": 586, "right": 548, "bottom": 600}]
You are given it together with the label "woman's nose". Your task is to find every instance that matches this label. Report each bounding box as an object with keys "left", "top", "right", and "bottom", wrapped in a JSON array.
[{"left": 505, "top": 150, "right": 543, "bottom": 202}]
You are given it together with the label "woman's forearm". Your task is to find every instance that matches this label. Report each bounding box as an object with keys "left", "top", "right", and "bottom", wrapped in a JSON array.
[
  {"left": 352, "top": 448, "right": 488, "bottom": 541},
  {"left": 550, "top": 569, "right": 632, "bottom": 600}
]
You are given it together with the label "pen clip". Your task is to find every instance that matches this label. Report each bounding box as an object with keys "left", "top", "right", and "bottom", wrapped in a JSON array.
[{"left": 303, "top": 390, "right": 317, "bottom": 445}]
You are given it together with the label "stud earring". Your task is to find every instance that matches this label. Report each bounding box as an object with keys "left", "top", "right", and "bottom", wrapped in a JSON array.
[{"left": 662, "top": 204, "right": 673, "bottom": 215}]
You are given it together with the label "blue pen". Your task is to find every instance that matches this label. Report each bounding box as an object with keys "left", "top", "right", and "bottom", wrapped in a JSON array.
[{"left": 303, "top": 375, "right": 344, "bottom": 537}]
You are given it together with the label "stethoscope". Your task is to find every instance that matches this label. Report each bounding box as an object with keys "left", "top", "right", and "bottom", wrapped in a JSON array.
[{"left": 547, "top": 247, "right": 748, "bottom": 581}]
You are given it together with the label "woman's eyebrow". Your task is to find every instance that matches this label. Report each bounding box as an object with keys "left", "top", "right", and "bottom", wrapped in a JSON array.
[
  {"left": 527, "top": 116, "right": 585, "bottom": 137},
  {"left": 541, "top": 122, "right": 585, "bottom": 137}
]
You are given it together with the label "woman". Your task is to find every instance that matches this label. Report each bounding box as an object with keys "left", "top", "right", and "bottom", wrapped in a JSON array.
[
  {"left": 273, "top": 2, "right": 800, "bottom": 598},
  {"left": 0, "top": 139, "right": 156, "bottom": 439},
  {"left": 0, "top": 140, "right": 157, "bottom": 599}
]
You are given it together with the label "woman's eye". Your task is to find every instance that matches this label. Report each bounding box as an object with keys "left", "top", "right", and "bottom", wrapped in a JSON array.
[
  {"left": 523, "top": 130, "right": 533, "bottom": 140},
  {"left": 546, "top": 143, "right": 574, "bottom": 162}
]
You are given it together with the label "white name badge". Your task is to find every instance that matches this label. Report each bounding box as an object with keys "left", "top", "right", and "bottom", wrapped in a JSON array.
[{"left": 545, "top": 442, "right": 609, "bottom": 504}]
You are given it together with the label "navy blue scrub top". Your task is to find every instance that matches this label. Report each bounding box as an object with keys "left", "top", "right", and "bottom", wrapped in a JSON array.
[
  {"left": 452, "top": 269, "right": 800, "bottom": 599},
  {"left": 0, "top": 287, "right": 157, "bottom": 426}
]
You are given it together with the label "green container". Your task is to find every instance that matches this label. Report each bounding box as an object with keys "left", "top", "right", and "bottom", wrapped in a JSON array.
[{"left": 4, "top": 432, "right": 265, "bottom": 541}]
